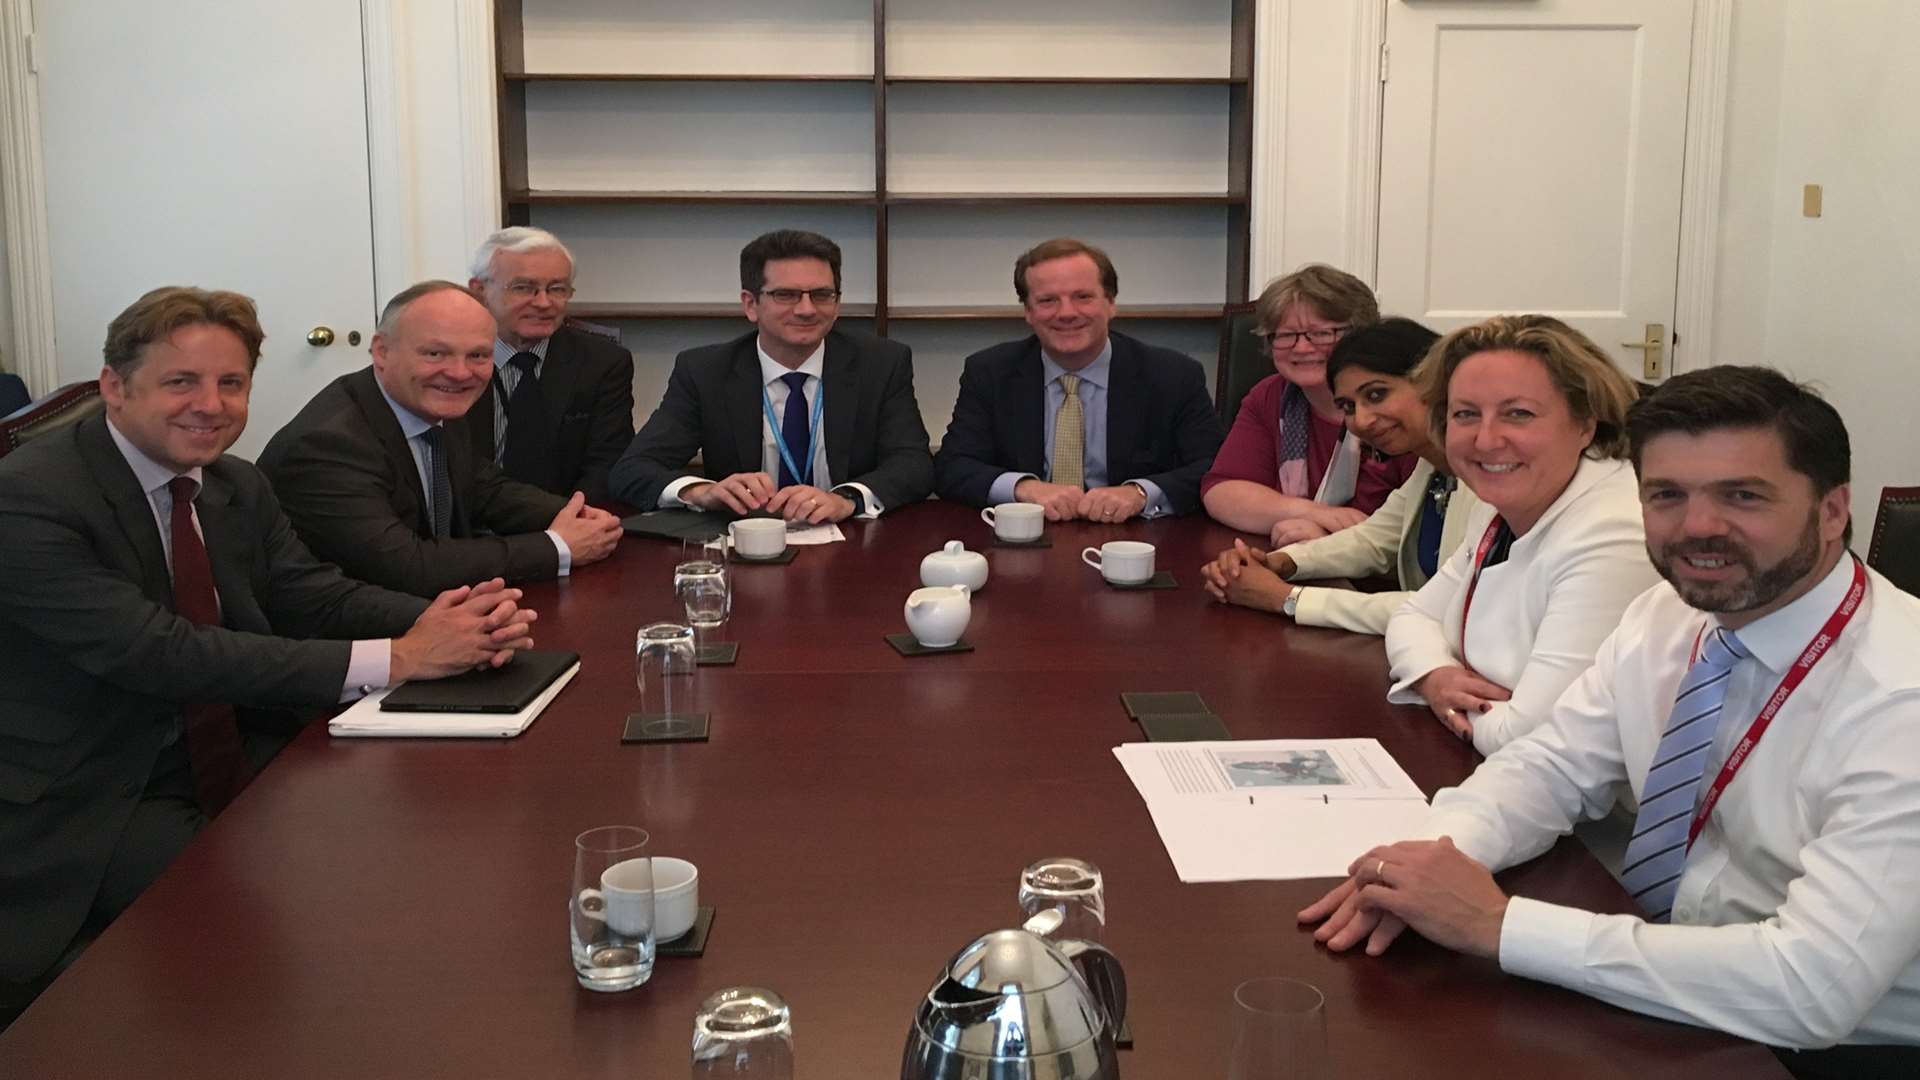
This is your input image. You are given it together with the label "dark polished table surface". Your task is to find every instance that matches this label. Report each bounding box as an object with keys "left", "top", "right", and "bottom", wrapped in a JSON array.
[{"left": 1, "top": 503, "right": 1784, "bottom": 1077}]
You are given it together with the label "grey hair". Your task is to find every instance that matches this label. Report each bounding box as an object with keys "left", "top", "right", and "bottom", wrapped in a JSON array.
[
  {"left": 375, "top": 280, "right": 478, "bottom": 336},
  {"left": 468, "top": 226, "right": 574, "bottom": 282}
]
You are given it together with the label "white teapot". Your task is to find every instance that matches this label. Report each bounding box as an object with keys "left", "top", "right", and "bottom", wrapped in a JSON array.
[
  {"left": 919, "top": 540, "right": 989, "bottom": 592},
  {"left": 904, "top": 585, "right": 971, "bottom": 648}
]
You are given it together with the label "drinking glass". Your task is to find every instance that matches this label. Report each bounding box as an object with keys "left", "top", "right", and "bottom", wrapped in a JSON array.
[
  {"left": 675, "top": 540, "right": 731, "bottom": 631},
  {"left": 636, "top": 622, "right": 699, "bottom": 727},
  {"left": 570, "top": 825, "right": 655, "bottom": 992},
  {"left": 691, "top": 986, "right": 794, "bottom": 1078},
  {"left": 1018, "top": 857, "right": 1106, "bottom": 944},
  {"left": 1227, "top": 978, "right": 1328, "bottom": 1080}
]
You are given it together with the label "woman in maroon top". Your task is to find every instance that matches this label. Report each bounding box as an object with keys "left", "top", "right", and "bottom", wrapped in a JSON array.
[{"left": 1202, "top": 265, "right": 1420, "bottom": 546}]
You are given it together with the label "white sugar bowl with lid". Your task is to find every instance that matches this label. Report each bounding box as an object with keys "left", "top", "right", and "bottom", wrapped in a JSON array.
[{"left": 919, "top": 540, "right": 989, "bottom": 592}]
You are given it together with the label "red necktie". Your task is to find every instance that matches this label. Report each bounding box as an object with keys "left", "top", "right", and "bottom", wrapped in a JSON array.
[{"left": 167, "top": 477, "right": 248, "bottom": 814}]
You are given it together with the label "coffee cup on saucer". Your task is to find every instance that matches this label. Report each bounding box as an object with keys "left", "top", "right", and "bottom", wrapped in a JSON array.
[
  {"left": 1081, "top": 541, "right": 1155, "bottom": 585},
  {"left": 729, "top": 518, "right": 787, "bottom": 560},
  {"left": 980, "top": 503, "right": 1044, "bottom": 543}
]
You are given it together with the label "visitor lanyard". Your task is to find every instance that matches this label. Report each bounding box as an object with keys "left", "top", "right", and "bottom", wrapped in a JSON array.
[
  {"left": 1684, "top": 554, "right": 1867, "bottom": 850},
  {"left": 1455, "top": 516, "right": 1509, "bottom": 670},
  {"left": 760, "top": 378, "right": 825, "bottom": 485}
]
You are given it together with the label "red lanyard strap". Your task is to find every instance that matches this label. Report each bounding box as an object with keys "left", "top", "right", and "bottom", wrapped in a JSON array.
[
  {"left": 1686, "top": 554, "right": 1867, "bottom": 849},
  {"left": 1456, "top": 516, "right": 1507, "bottom": 671}
]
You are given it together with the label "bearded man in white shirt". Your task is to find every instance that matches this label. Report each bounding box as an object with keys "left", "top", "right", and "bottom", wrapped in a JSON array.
[{"left": 1299, "top": 366, "right": 1920, "bottom": 1079}]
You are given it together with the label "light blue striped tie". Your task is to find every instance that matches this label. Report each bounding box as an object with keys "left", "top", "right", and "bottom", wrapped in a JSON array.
[{"left": 1619, "top": 626, "right": 1749, "bottom": 922}]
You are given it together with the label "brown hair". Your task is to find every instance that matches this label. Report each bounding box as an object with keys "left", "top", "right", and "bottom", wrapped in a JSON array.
[
  {"left": 1417, "top": 314, "right": 1638, "bottom": 460},
  {"left": 1013, "top": 238, "right": 1118, "bottom": 303},
  {"left": 102, "top": 286, "right": 265, "bottom": 375},
  {"left": 1253, "top": 264, "right": 1380, "bottom": 335}
]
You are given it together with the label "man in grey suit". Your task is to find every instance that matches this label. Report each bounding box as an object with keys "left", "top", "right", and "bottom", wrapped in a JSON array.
[{"left": 0, "top": 287, "right": 539, "bottom": 1026}]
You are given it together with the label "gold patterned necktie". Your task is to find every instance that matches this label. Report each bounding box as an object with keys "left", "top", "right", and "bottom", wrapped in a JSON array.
[{"left": 1051, "top": 373, "right": 1085, "bottom": 489}]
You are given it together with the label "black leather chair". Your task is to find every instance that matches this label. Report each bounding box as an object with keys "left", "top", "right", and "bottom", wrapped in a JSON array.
[
  {"left": 1213, "top": 302, "right": 1267, "bottom": 424},
  {"left": 1868, "top": 485, "right": 1920, "bottom": 597},
  {"left": 0, "top": 381, "right": 103, "bottom": 459},
  {"left": 0, "top": 373, "right": 29, "bottom": 417}
]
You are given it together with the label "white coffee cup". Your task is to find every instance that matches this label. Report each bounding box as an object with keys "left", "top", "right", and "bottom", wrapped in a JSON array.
[
  {"left": 650, "top": 857, "right": 700, "bottom": 942},
  {"left": 1081, "top": 540, "right": 1156, "bottom": 585},
  {"left": 980, "top": 502, "right": 1044, "bottom": 542},
  {"left": 584, "top": 856, "right": 657, "bottom": 938},
  {"left": 729, "top": 518, "right": 787, "bottom": 560}
]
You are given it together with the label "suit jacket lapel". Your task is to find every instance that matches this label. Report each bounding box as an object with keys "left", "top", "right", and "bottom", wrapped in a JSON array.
[
  {"left": 348, "top": 369, "right": 432, "bottom": 534},
  {"left": 539, "top": 330, "right": 578, "bottom": 433},
  {"left": 76, "top": 415, "right": 172, "bottom": 604},
  {"left": 467, "top": 379, "right": 498, "bottom": 464},
  {"left": 192, "top": 468, "right": 265, "bottom": 632},
  {"left": 726, "top": 338, "right": 764, "bottom": 477},
  {"left": 822, "top": 332, "right": 855, "bottom": 485},
  {"left": 1104, "top": 334, "right": 1142, "bottom": 479},
  {"left": 1015, "top": 339, "right": 1047, "bottom": 473}
]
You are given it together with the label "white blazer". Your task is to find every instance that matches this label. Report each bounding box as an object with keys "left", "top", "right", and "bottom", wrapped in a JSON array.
[
  {"left": 1385, "top": 456, "right": 1660, "bottom": 755},
  {"left": 1278, "top": 458, "right": 1481, "bottom": 635}
]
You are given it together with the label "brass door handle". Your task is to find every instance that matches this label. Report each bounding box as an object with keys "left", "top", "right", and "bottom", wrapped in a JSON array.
[
  {"left": 307, "top": 326, "right": 336, "bottom": 347},
  {"left": 1621, "top": 322, "right": 1665, "bottom": 379}
]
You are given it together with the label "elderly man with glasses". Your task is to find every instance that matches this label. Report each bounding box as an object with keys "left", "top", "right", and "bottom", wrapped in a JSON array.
[{"left": 610, "top": 229, "right": 934, "bottom": 522}]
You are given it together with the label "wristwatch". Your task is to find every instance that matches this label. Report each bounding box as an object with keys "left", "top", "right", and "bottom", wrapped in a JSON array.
[{"left": 1282, "top": 585, "right": 1304, "bottom": 618}]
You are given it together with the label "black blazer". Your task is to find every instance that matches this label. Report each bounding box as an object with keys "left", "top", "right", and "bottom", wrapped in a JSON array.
[
  {"left": 609, "top": 328, "right": 934, "bottom": 512},
  {"left": 932, "top": 331, "right": 1225, "bottom": 514},
  {"left": 0, "top": 414, "right": 425, "bottom": 983},
  {"left": 464, "top": 323, "right": 635, "bottom": 504},
  {"left": 258, "top": 367, "right": 569, "bottom": 597}
]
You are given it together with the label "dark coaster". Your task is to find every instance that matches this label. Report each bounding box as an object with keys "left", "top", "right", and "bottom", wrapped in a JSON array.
[
  {"left": 1121, "top": 691, "right": 1210, "bottom": 719},
  {"left": 656, "top": 906, "right": 715, "bottom": 958},
  {"left": 695, "top": 642, "right": 739, "bottom": 666},
  {"left": 621, "top": 712, "right": 711, "bottom": 743},
  {"left": 1116, "top": 1018, "right": 1132, "bottom": 1050},
  {"left": 730, "top": 547, "right": 797, "bottom": 565},
  {"left": 1139, "top": 712, "right": 1231, "bottom": 742},
  {"left": 991, "top": 535, "right": 1052, "bottom": 549},
  {"left": 885, "top": 633, "right": 975, "bottom": 657},
  {"left": 1107, "top": 570, "right": 1177, "bottom": 590}
]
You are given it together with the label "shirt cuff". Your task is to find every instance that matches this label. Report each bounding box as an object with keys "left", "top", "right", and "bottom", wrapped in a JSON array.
[
  {"left": 547, "top": 530, "right": 572, "bottom": 576},
  {"left": 833, "top": 482, "right": 882, "bottom": 519},
  {"left": 1497, "top": 896, "right": 1597, "bottom": 986},
  {"left": 989, "top": 471, "right": 1035, "bottom": 506},
  {"left": 658, "top": 475, "right": 708, "bottom": 509},
  {"left": 1129, "top": 479, "right": 1171, "bottom": 519},
  {"left": 1291, "top": 585, "right": 1331, "bottom": 625},
  {"left": 339, "top": 639, "right": 394, "bottom": 702}
]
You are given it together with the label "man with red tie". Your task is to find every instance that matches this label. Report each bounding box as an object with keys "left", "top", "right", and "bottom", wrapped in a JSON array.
[{"left": 0, "top": 287, "right": 539, "bottom": 1027}]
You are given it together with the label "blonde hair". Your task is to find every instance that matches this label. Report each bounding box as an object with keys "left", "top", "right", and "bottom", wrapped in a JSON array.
[
  {"left": 1253, "top": 264, "right": 1379, "bottom": 335},
  {"left": 103, "top": 286, "right": 265, "bottom": 375},
  {"left": 1417, "top": 314, "right": 1638, "bottom": 460}
]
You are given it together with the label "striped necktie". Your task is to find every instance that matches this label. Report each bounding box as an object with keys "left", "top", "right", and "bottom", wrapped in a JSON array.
[
  {"left": 1619, "top": 626, "right": 1749, "bottom": 922},
  {"left": 421, "top": 426, "right": 452, "bottom": 538},
  {"left": 1051, "top": 373, "right": 1085, "bottom": 489}
]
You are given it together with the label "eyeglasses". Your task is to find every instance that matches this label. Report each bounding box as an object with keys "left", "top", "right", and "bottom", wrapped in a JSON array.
[
  {"left": 503, "top": 281, "right": 576, "bottom": 300},
  {"left": 758, "top": 288, "right": 841, "bottom": 306},
  {"left": 1257, "top": 325, "right": 1350, "bottom": 349}
]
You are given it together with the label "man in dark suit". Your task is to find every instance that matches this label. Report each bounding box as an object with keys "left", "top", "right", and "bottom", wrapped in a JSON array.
[
  {"left": 465, "top": 226, "right": 634, "bottom": 504},
  {"left": 0, "top": 287, "right": 538, "bottom": 1025},
  {"left": 609, "top": 229, "right": 933, "bottom": 522},
  {"left": 259, "top": 281, "right": 623, "bottom": 598},
  {"left": 933, "top": 237, "right": 1225, "bottom": 521}
]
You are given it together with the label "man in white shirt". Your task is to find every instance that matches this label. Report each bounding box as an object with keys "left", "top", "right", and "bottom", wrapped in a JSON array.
[{"left": 1299, "top": 366, "right": 1920, "bottom": 1077}]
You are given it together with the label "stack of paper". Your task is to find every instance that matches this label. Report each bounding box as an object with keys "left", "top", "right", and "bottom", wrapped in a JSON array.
[
  {"left": 328, "top": 662, "right": 580, "bottom": 739},
  {"left": 1113, "top": 739, "right": 1432, "bottom": 882}
]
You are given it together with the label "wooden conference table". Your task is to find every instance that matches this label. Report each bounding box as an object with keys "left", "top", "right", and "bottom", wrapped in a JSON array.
[{"left": 1, "top": 503, "right": 1785, "bottom": 1077}]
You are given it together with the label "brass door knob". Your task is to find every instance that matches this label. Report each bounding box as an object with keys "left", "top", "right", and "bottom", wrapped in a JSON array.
[{"left": 307, "top": 326, "right": 336, "bottom": 347}]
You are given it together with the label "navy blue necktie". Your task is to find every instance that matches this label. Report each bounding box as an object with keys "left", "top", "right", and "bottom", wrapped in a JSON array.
[
  {"left": 778, "top": 371, "right": 811, "bottom": 488},
  {"left": 501, "top": 351, "right": 551, "bottom": 488}
]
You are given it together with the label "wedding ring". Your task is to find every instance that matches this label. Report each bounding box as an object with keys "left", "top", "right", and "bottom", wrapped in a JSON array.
[{"left": 1376, "top": 859, "right": 1387, "bottom": 880}]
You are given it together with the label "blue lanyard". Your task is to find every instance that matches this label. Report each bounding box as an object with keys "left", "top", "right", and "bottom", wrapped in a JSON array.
[{"left": 760, "top": 377, "right": 825, "bottom": 485}]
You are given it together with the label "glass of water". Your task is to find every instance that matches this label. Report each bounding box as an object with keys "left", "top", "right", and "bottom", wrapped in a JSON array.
[
  {"left": 692, "top": 986, "right": 794, "bottom": 1077},
  {"left": 675, "top": 538, "right": 731, "bottom": 633},
  {"left": 1018, "top": 856, "right": 1107, "bottom": 944},
  {"left": 570, "top": 825, "right": 655, "bottom": 992}
]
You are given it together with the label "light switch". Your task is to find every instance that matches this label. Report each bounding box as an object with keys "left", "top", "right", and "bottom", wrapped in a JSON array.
[{"left": 1803, "top": 184, "right": 1823, "bottom": 218}]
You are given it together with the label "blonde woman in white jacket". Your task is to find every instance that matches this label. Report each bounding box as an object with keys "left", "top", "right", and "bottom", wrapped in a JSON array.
[
  {"left": 1202, "top": 318, "right": 1481, "bottom": 634},
  {"left": 1385, "top": 315, "right": 1659, "bottom": 756}
]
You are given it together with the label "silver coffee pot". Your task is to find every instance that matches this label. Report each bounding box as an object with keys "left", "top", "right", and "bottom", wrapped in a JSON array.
[{"left": 901, "top": 915, "right": 1128, "bottom": 1080}]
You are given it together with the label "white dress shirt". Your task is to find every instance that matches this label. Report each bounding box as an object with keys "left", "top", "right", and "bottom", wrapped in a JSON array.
[
  {"left": 1279, "top": 457, "right": 1481, "bottom": 635},
  {"left": 659, "top": 340, "right": 881, "bottom": 518},
  {"left": 1419, "top": 556, "right": 1920, "bottom": 1048},
  {"left": 488, "top": 335, "right": 551, "bottom": 461},
  {"left": 104, "top": 417, "right": 390, "bottom": 701},
  {"left": 1386, "top": 456, "right": 1660, "bottom": 754}
]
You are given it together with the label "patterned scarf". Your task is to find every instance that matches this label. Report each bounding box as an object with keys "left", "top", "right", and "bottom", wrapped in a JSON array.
[{"left": 1274, "top": 381, "right": 1313, "bottom": 496}]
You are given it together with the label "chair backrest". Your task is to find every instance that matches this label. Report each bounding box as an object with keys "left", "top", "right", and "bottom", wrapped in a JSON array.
[
  {"left": 0, "top": 381, "right": 104, "bottom": 459},
  {"left": 1214, "top": 302, "right": 1267, "bottom": 424},
  {"left": 0, "top": 372, "right": 30, "bottom": 417},
  {"left": 1868, "top": 485, "right": 1920, "bottom": 597}
]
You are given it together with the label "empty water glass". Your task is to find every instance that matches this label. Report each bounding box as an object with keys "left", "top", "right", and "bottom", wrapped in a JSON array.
[
  {"left": 1227, "top": 977, "right": 1328, "bottom": 1080},
  {"left": 636, "top": 622, "right": 699, "bottom": 724},
  {"left": 570, "top": 825, "right": 655, "bottom": 992},
  {"left": 1018, "top": 856, "right": 1106, "bottom": 944},
  {"left": 692, "top": 986, "right": 794, "bottom": 1077}
]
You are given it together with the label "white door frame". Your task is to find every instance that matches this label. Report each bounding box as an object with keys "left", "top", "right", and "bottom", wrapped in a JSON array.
[{"left": 0, "top": 0, "right": 58, "bottom": 393}]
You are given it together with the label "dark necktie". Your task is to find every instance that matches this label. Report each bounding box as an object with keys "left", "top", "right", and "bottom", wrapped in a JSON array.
[
  {"left": 501, "top": 351, "right": 551, "bottom": 488},
  {"left": 778, "top": 371, "right": 811, "bottom": 488},
  {"left": 166, "top": 477, "right": 248, "bottom": 815},
  {"left": 421, "top": 426, "right": 452, "bottom": 538}
]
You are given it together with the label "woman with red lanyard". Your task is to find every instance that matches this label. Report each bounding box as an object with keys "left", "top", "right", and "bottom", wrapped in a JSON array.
[
  {"left": 1201, "top": 265, "right": 1420, "bottom": 545},
  {"left": 1385, "top": 315, "right": 1659, "bottom": 756}
]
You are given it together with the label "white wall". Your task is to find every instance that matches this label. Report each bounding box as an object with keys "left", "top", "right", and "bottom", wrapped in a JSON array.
[{"left": 0, "top": 185, "right": 13, "bottom": 378}]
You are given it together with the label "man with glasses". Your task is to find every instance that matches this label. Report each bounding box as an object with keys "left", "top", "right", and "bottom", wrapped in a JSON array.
[
  {"left": 610, "top": 230, "right": 933, "bottom": 522},
  {"left": 465, "top": 227, "right": 634, "bottom": 503},
  {"left": 933, "top": 237, "right": 1225, "bottom": 521}
]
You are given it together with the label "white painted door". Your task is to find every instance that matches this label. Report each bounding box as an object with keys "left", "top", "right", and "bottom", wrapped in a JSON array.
[
  {"left": 34, "top": 0, "right": 376, "bottom": 457},
  {"left": 1374, "top": 0, "right": 1695, "bottom": 380}
]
